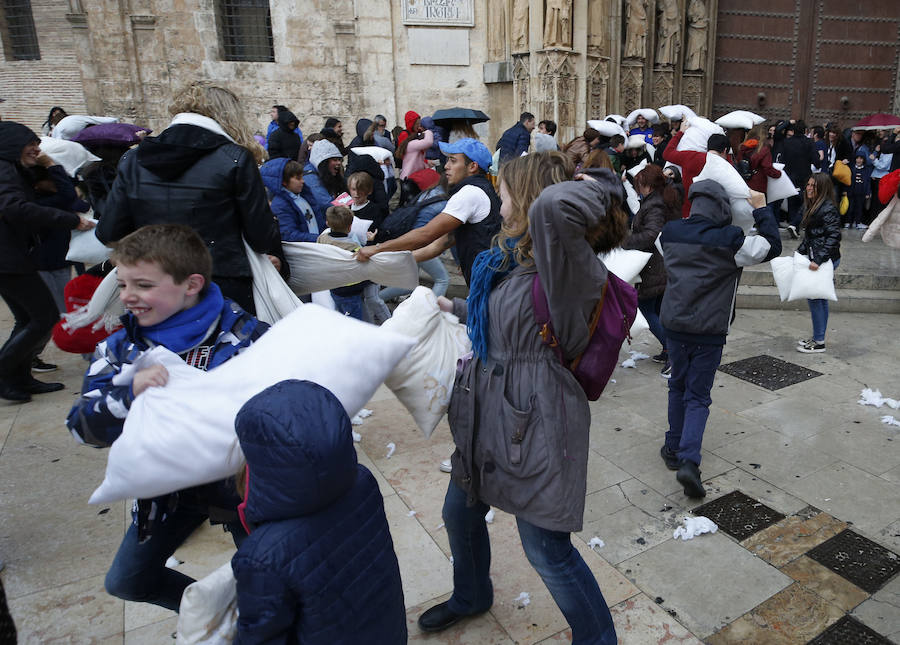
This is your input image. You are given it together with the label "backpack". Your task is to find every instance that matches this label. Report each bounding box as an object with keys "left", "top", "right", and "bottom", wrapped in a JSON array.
[
  {"left": 375, "top": 194, "right": 446, "bottom": 243},
  {"left": 531, "top": 272, "right": 638, "bottom": 400}
]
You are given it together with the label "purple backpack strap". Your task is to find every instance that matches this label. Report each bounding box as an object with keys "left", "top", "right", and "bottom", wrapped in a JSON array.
[{"left": 531, "top": 274, "right": 565, "bottom": 364}]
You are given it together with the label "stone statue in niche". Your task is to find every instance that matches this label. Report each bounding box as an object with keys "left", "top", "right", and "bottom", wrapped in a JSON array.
[
  {"left": 655, "top": 0, "right": 680, "bottom": 66},
  {"left": 488, "top": 0, "right": 508, "bottom": 60},
  {"left": 685, "top": 0, "right": 709, "bottom": 70},
  {"left": 543, "top": 0, "right": 573, "bottom": 49},
  {"left": 588, "top": 0, "right": 606, "bottom": 53},
  {"left": 511, "top": 0, "right": 530, "bottom": 53},
  {"left": 624, "top": 0, "right": 648, "bottom": 59}
]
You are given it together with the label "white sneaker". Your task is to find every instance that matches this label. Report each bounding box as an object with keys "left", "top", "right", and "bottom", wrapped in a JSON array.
[
  {"left": 856, "top": 223, "right": 868, "bottom": 230},
  {"left": 797, "top": 338, "right": 812, "bottom": 346},
  {"left": 439, "top": 459, "right": 452, "bottom": 473}
]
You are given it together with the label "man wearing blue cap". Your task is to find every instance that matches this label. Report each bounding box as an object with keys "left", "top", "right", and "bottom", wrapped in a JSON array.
[{"left": 355, "top": 138, "right": 501, "bottom": 285}]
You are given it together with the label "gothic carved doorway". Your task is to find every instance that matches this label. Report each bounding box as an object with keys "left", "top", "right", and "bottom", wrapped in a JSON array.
[{"left": 712, "top": 0, "right": 900, "bottom": 124}]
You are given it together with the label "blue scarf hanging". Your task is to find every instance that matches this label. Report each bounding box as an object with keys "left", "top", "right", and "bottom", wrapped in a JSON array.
[
  {"left": 138, "top": 282, "right": 225, "bottom": 354},
  {"left": 466, "top": 237, "right": 520, "bottom": 361}
]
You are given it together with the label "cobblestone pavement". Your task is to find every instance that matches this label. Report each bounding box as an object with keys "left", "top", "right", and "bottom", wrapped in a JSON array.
[{"left": 1, "top": 303, "right": 899, "bottom": 643}]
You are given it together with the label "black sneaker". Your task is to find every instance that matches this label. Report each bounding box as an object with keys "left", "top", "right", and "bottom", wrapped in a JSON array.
[
  {"left": 660, "top": 362, "right": 672, "bottom": 379},
  {"left": 660, "top": 445, "right": 679, "bottom": 470},
  {"left": 652, "top": 351, "right": 668, "bottom": 363},
  {"left": 797, "top": 340, "right": 826, "bottom": 354},
  {"left": 676, "top": 460, "right": 706, "bottom": 498},
  {"left": 32, "top": 356, "right": 58, "bottom": 372},
  {"left": 787, "top": 225, "right": 799, "bottom": 239}
]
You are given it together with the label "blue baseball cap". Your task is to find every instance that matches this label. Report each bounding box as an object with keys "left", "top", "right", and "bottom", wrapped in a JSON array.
[{"left": 438, "top": 138, "right": 493, "bottom": 172}]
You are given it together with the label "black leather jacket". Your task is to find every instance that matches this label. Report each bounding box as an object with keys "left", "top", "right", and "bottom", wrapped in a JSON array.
[
  {"left": 97, "top": 124, "right": 287, "bottom": 279},
  {"left": 797, "top": 201, "right": 841, "bottom": 265}
]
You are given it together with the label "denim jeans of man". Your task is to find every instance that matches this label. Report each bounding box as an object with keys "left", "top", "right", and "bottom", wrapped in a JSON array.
[
  {"left": 442, "top": 480, "right": 616, "bottom": 644},
  {"left": 105, "top": 506, "right": 246, "bottom": 611},
  {"left": 808, "top": 258, "right": 840, "bottom": 342},
  {"left": 638, "top": 295, "right": 666, "bottom": 351},
  {"left": 380, "top": 256, "right": 450, "bottom": 301},
  {"left": 664, "top": 341, "right": 724, "bottom": 466},
  {"left": 331, "top": 291, "right": 364, "bottom": 320}
]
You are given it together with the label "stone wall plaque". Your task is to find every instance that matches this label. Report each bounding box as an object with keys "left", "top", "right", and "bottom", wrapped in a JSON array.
[
  {"left": 403, "top": 0, "right": 474, "bottom": 27},
  {"left": 408, "top": 28, "right": 470, "bottom": 65}
]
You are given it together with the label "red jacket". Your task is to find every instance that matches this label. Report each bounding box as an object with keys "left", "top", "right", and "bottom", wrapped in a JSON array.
[
  {"left": 663, "top": 131, "right": 709, "bottom": 218},
  {"left": 746, "top": 145, "right": 781, "bottom": 193}
]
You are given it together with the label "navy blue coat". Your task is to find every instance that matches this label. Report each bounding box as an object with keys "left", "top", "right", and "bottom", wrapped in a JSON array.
[
  {"left": 232, "top": 380, "right": 407, "bottom": 645},
  {"left": 260, "top": 157, "right": 326, "bottom": 243},
  {"left": 496, "top": 122, "right": 531, "bottom": 163}
]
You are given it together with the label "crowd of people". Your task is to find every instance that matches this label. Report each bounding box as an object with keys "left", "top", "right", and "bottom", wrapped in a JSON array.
[{"left": 1, "top": 86, "right": 899, "bottom": 644}]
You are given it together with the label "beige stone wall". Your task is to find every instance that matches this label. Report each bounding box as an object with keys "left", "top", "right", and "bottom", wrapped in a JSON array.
[{"left": 0, "top": 0, "right": 88, "bottom": 130}]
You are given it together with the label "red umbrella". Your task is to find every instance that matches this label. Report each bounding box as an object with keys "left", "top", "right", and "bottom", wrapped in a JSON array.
[{"left": 851, "top": 113, "right": 900, "bottom": 131}]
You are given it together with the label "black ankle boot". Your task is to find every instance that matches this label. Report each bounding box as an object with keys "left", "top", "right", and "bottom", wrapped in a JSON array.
[{"left": 0, "top": 382, "right": 32, "bottom": 402}]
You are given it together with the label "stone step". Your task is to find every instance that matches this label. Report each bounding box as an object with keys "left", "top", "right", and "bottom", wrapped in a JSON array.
[
  {"left": 741, "top": 267, "right": 900, "bottom": 290},
  {"left": 736, "top": 285, "right": 900, "bottom": 313}
]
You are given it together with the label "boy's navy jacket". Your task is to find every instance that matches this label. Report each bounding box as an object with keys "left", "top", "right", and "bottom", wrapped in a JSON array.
[
  {"left": 260, "top": 156, "right": 326, "bottom": 243},
  {"left": 660, "top": 180, "right": 782, "bottom": 345},
  {"left": 232, "top": 380, "right": 407, "bottom": 645}
]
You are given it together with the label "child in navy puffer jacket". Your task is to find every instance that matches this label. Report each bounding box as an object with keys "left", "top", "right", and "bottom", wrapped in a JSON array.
[{"left": 232, "top": 380, "right": 407, "bottom": 645}]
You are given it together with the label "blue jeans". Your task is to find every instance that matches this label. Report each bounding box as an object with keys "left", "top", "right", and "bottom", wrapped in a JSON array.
[
  {"left": 362, "top": 282, "right": 391, "bottom": 324},
  {"left": 664, "top": 341, "right": 723, "bottom": 466},
  {"left": 442, "top": 480, "right": 616, "bottom": 644},
  {"left": 808, "top": 258, "right": 839, "bottom": 342},
  {"left": 332, "top": 292, "right": 364, "bottom": 320},
  {"left": 787, "top": 194, "right": 804, "bottom": 228},
  {"left": 380, "top": 256, "right": 450, "bottom": 301},
  {"left": 638, "top": 295, "right": 665, "bottom": 351},
  {"left": 105, "top": 507, "right": 246, "bottom": 611}
]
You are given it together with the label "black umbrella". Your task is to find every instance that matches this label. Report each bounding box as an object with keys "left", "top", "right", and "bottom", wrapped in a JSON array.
[{"left": 431, "top": 107, "right": 490, "bottom": 125}]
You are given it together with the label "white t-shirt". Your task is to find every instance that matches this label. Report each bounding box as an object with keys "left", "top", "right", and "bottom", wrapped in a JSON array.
[{"left": 442, "top": 185, "right": 491, "bottom": 224}]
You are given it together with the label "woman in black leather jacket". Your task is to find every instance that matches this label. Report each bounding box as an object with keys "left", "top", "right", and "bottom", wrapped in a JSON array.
[
  {"left": 796, "top": 173, "right": 841, "bottom": 353},
  {"left": 97, "top": 82, "right": 287, "bottom": 314}
]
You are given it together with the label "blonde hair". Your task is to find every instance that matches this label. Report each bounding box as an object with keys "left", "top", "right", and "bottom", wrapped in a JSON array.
[
  {"left": 496, "top": 151, "right": 574, "bottom": 267},
  {"left": 169, "top": 81, "right": 266, "bottom": 164}
]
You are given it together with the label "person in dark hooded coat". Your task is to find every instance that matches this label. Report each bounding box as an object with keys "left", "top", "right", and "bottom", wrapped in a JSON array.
[
  {"left": 0, "top": 121, "right": 94, "bottom": 402},
  {"left": 96, "top": 82, "right": 287, "bottom": 314},
  {"left": 232, "top": 380, "right": 407, "bottom": 645},
  {"left": 267, "top": 109, "right": 302, "bottom": 161}
]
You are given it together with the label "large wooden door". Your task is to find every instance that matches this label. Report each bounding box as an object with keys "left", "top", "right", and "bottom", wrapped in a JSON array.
[{"left": 712, "top": 0, "right": 900, "bottom": 124}]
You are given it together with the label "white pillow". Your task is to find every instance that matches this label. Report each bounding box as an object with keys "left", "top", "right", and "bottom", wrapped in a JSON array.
[
  {"left": 863, "top": 195, "right": 900, "bottom": 248},
  {"left": 659, "top": 105, "right": 698, "bottom": 122},
  {"left": 88, "top": 305, "right": 416, "bottom": 503},
  {"left": 351, "top": 146, "right": 393, "bottom": 164},
  {"left": 604, "top": 114, "right": 628, "bottom": 128},
  {"left": 623, "top": 177, "right": 641, "bottom": 216},
  {"left": 631, "top": 308, "right": 649, "bottom": 336},
  {"left": 66, "top": 217, "right": 111, "bottom": 265},
  {"left": 244, "top": 240, "right": 301, "bottom": 324},
  {"left": 176, "top": 561, "right": 237, "bottom": 645},
  {"left": 586, "top": 120, "right": 626, "bottom": 138},
  {"left": 714, "top": 110, "right": 764, "bottom": 130},
  {"left": 730, "top": 198, "right": 755, "bottom": 235},
  {"left": 626, "top": 108, "right": 660, "bottom": 127},
  {"left": 52, "top": 115, "right": 118, "bottom": 140},
  {"left": 766, "top": 162, "right": 799, "bottom": 202},
  {"left": 625, "top": 134, "right": 647, "bottom": 150},
  {"left": 770, "top": 255, "right": 793, "bottom": 301},
  {"left": 695, "top": 152, "right": 751, "bottom": 198},
  {"left": 627, "top": 159, "right": 649, "bottom": 178},
  {"left": 39, "top": 137, "right": 101, "bottom": 177},
  {"left": 598, "top": 248, "right": 652, "bottom": 284},
  {"left": 282, "top": 242, "right": 419, "bottom": 295},
  {"left": 381, "top": 287, "right": 471, "bottom": 438},
  {"left": 676, "top": 117, "right": 725, "bottom": 152},
  {"left": 788, "top": 253, "right": 837, "bottom": 302}
]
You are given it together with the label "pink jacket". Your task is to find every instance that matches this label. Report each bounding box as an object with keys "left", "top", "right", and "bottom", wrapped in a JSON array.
[{"left": 399, "top": 130, "right": 433, "bottom": 179}]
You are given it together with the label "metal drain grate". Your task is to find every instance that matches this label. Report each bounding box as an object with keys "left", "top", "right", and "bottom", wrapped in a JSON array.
[
  {"left": 691, "top": 490, "right": 785, "bottom": 541},
  {"left": 807, "top": 616, "right": 895, "bottom": 645},
  {"left": 806, "top": 529, "right": 900, "bottom": 594},
  {"left": 718, "top": 355, "right": 823, "bottom": 390}
]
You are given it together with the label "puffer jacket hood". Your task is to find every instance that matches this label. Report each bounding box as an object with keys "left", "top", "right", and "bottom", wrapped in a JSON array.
[
  {"left": 277, "top": 109, "right": 298, "bottom": 130},
  {"left": 136, "top": 124, "right": 231, "bottom": 181},
  {"left": 0, "top": 122, "right": 39, "bottom": 164},
  {"left": 259, "top": 156, "right": 290, "bottom": 196},
  {"left": 236, "top": 380, "right": 357, "bottom": 524},
  {"left": 688, "top": 179, "right": 732, "bottom": 226}
]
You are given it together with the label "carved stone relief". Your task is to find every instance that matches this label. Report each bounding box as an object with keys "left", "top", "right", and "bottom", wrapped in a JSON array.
[
  {"left": 624, "top": 0, "right": 648, "bottom": 59},
  {"left": 488, "top": 0, "right": 508, "bottom": 61},
  {"left": 652, "top": 69, "right": 674, "bottom": 105},
  {"left": 556, "top": 58, "right": 575, "bottom": 127},
  {"left": 513, "top": 55, "right": 530, "bottom": 114},
  {"left": 543, "top": 0, "right": 573, "bottom": 49},
  {"left": 621, "top": 63, "right": 644, "bottom": 112},
  {"left": 587, "top": 58, "right": 609, "bottom": 117},
  {"left": 511, "top": 0, "right": 530, "bottom": 53},
  {"left": 682, "top": 72, "right": 703, "bottom": 110},
  {"left": 685, "top": 0, "right": 708, "bottom": 71},
  {"left": 655, "top": 0, "right": 680, "bottom": 67},
  {"left": 588, "top": 0, "right": 606, "bottom": 55}
]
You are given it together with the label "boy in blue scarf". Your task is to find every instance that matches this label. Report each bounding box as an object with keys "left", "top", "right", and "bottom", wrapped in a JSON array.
[{"left": 66, "top": 224, "right": 268, "bottom": 612}]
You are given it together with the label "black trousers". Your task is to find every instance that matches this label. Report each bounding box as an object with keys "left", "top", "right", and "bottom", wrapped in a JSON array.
[
  {"left": 213, "top": 276, "right": 255, "bottom": 315},
  {"left": 0, "top": 272, "right": 60, "bottom": 386}
]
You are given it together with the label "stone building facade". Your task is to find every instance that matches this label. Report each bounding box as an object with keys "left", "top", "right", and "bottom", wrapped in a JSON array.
[{"left": 1, "top": 0, "right": 898, "bottom": 146}]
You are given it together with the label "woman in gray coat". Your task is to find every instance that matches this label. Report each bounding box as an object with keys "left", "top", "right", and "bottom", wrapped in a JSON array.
[{"left": 418, "top": 152, "right": 627, "bottom": 645}]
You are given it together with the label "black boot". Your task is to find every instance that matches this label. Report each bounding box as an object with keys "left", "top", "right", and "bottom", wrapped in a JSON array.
[
  {"left": 0, "top": 382, "right": 32, "bottom": 403},
  {"left": 418, "top": 601, "right": 485, "bottom": 633},
  {"left": 676, "top": 460, "right": 706, "bottom": 498},
  {"left": 22, "top": 378, "right": 65, "bottom": 395}
]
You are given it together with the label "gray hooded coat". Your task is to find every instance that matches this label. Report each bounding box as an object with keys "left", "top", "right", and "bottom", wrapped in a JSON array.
[{"left": 448, "top": 173, "right": 623, "bottom": 532}]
